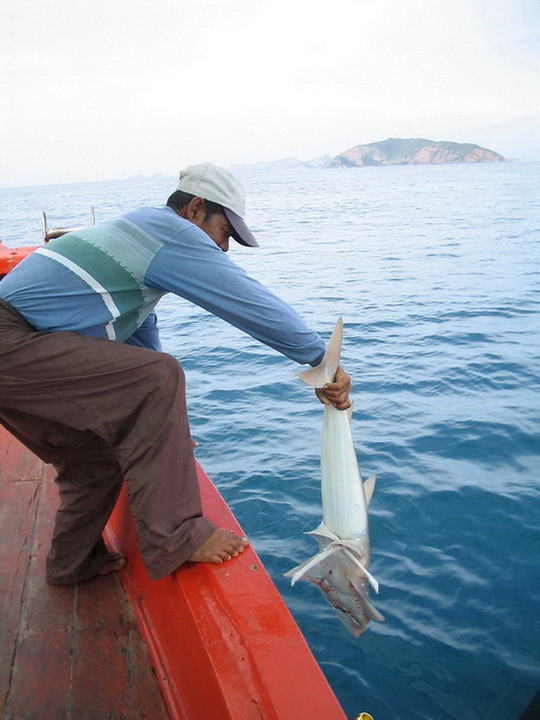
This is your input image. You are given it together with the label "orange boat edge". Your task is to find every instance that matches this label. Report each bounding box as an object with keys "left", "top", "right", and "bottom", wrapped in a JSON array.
[
  {"left": 0, "top": 243, "right": 348, "bottom": 719},
  {"left": 0, "top": 243, "right": 41, "bottom": 278}
]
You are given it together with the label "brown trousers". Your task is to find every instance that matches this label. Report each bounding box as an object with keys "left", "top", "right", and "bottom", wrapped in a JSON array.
[{"left": 0, "top": 300, "right": 215, "bottom": 584}]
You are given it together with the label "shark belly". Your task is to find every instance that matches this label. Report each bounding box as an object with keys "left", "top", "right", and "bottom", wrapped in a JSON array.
[{"left": 321, "top": 404, "right": 368, "bottom": 539}]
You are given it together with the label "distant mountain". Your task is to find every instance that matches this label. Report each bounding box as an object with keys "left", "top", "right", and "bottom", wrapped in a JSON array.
[
  {"left": 229, "top": 155, "right": 335, "bottom": 173},
  {"left": 230, "top": 138, "right": 505, "bottom": 172},
  {"left": 334, "top": 138, "right": 505, "bottom": 166}
]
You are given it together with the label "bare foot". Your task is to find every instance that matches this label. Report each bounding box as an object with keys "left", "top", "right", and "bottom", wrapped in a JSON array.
[
  {"left": 97, "top": 551, "right": 127, "bottom": 576},
  {"left": 188, "top": 529, "right": 248, "bottom": 564}
]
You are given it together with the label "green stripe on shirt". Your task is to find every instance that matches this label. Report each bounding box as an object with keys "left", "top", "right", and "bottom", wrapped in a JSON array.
[{"left": 46, "top": 232, "right": 145, "bottom": 315}]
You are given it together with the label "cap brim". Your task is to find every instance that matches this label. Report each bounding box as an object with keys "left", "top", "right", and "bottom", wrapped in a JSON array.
[{"left": 223, "top": 208, "right": 259, "bottom": 247}]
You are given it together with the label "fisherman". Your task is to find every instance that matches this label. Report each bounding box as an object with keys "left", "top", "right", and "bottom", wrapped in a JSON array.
[{"left": 0, "top": 162, "right": 351, "bottom": 586}]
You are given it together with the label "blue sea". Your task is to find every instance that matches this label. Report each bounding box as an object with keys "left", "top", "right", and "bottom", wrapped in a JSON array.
[{"left": 1, "top": 162, "right": 539, "bottom": 720}]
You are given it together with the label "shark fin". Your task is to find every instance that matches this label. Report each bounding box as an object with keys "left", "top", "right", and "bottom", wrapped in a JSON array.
[
  {"left": 341, "top": 547, "right": 380, "bottom": 593},
  {"left": 305, "top": 521, "right": 338, "bottom": 544},
  {"left": 284, "top": 544, "right": 341, "bottom": 586},
  {"left": 363, "top": 475, "right": 376, "bottom": 506},
  {"left": 298, "top": 317, "right": 343, "bottom": 388}
]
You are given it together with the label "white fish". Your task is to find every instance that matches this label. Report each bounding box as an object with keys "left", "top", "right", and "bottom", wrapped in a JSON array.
[{"left": 285, "top": 318, "right": 384, "bottom": 636}]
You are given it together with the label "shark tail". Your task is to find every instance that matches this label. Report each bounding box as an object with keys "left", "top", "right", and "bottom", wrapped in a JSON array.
[{"left": 298, "top": 317, "right": 343, "bottom": 388}]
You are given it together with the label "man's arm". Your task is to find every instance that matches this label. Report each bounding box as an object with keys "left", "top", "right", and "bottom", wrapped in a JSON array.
[{"left": 145, "top": 226, "right": 326, "bottom": 366}]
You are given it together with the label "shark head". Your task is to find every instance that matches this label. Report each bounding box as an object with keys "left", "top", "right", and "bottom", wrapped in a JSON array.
[
  {"left": 285, "top": 525, "right": 384, "bottom": 636},
  {"left": 300, "top": 546, "right": 385, "bottom": 637}
]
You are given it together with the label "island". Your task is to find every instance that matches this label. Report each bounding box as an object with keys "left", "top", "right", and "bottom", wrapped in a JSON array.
[
  {"left": 230, "top": 138, "right": 506, "bottom": 172},
  {"left": 333, "top": 138, "right": 505, "bottom": 167}
]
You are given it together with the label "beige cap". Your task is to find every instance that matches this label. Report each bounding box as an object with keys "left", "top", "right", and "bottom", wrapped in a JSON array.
[{"left": 177, "top": 162, "right": 258, "bottom": 247}]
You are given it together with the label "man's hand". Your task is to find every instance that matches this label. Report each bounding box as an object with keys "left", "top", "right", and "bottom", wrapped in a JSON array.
[{"left": 315, "top": 366, "right": 352, "bottom": 410}]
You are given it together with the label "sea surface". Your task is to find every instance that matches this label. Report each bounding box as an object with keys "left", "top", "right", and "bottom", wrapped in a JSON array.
[{"left": 1, "top": 162, "right": 539, "bottom": 720}]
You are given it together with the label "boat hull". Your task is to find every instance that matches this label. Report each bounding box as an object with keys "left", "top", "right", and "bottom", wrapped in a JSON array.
[{"left": 105, "top": 462, "right": 347, "bottom": 719}]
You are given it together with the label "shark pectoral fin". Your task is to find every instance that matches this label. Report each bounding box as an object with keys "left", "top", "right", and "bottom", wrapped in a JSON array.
[
  {"left": 284, "top": 544, "right": 341, "bottom": 586},
  {"left": 350, "top": 576, "right": 386, "bottom": 622},
  {"left": 363, "top": 475, "right": 377, "bottom": 506},
  {"left": 342, "top": 547, "right": 380, "bottom": 593},
  {"left": 298, "top": 317, "right": 343, "bottom": 388}
]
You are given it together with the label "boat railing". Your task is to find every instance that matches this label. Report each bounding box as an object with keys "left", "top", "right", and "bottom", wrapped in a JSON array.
[
  {"left": 1, "top": 209, "right": 96, "bottom": 279},
  {"left": 42, "top": 207, "right": 95, "bottom": 241}
]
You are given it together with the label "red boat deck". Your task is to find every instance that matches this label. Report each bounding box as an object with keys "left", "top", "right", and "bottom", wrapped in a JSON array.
[
  {"left": 0, "top": 425, "right": 348, "bottom": 720},
  {"left": 0, "top": 426, "right": 169, "bottom": 719}
]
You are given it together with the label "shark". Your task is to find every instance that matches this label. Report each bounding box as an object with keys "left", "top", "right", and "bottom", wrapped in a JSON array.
[{"left": 285, "top": 318, "right": 384, "bottom": 636}]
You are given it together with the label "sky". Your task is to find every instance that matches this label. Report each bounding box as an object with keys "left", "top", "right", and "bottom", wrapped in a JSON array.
[{"left": 1, "top": 0, "right": 539, "bottom": 186}]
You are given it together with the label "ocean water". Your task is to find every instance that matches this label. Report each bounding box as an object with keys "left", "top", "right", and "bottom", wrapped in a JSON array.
[{"left": 1, "top": 162, "right": 539, "bottom": 720}]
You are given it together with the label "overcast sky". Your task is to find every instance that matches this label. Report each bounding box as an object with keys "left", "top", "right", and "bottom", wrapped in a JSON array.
[{"left": 2, "top": 0, "right": 539, "bottom": 187}]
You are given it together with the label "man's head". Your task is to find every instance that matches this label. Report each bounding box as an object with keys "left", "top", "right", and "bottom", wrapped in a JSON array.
[{"left": 167, "top": 163, "right": 258, "bottom": 252}]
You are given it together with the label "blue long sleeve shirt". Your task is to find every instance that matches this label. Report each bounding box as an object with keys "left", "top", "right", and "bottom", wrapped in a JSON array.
[{"left": 0, "top": 207, "right": 325, "bottom": 365}]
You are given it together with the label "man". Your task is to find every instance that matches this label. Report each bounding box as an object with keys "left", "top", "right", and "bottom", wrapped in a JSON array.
[{"left": 0, "top": 162, "right": 351, "bottom": 585}]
